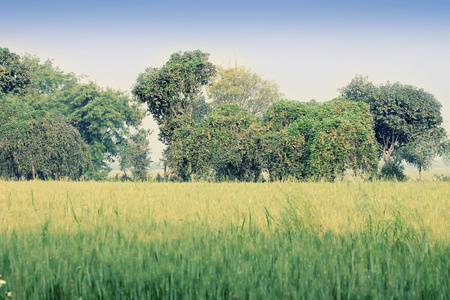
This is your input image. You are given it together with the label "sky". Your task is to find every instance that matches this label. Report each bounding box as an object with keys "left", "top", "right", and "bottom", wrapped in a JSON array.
[{"left": 2, "top": 0, "right": 450, "bottom": 162}]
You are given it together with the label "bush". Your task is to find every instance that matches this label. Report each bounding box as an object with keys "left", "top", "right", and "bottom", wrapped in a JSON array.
[
  {"left": 379, "top": 159, "right": 407, "bottom": 181},
  {"left": 433, "top": 174, "right": 450, "bottom": 182}
]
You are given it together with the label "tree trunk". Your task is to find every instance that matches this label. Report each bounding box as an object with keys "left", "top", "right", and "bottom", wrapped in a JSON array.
[{"left": 32, "top": 164, "right": 36, "bottom": 180}]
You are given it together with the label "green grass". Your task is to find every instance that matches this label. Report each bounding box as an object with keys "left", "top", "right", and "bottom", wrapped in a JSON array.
[{"left": 0, "top": 181, "right": 449, "bottom": 299}]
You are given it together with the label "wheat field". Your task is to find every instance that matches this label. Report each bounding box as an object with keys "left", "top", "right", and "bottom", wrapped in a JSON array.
[{"left": 0, "top": 181, "right": 449, "bottom": 298}]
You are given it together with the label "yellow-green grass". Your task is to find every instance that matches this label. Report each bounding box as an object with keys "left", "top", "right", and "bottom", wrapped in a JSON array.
[
  {"left": 0, "top": 181, "right": 449, "bottom": 298},
  {"left": 404, "top": 166, "right": 450, "bottom": 180}
]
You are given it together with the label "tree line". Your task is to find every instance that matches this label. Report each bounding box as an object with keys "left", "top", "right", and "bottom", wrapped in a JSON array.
[
  {"left": 0, "top": 47, "right": 151, "bottom": 180},
  {"left": 1, "top": 48, "right": 448, "bottom": 181},
  {"left": 133, "top": 50, "right": 449, "bottom": 181}
]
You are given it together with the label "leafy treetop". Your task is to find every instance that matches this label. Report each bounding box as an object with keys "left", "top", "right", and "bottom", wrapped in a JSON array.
[
  {"left": 209, "top": 66, "right": 283, "bottom": 116},
  {"left": 0, "top": 47, "right": 31, "bottom": 95},
  {"left": 133, "top": 50, "right": 216, "bottom": 144},
  {"left": 340, "top": 75, "right": 446, "bottom": 163}
]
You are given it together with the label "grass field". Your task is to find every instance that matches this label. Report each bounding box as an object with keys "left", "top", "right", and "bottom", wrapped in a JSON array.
[
  {"left": 0, "top": 181, "right": 449, "bottom": 299},
  {"left": 404, "top": 166, "right": 450, "bottom": 181}
]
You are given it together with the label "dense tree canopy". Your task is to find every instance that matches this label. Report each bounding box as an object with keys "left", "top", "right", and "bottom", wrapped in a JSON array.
[
  {"left": 2, "top": 46, "right": 448, "bottom": 181},
  {"left": 263, "top": 99, "right": 378, "bottom": 181},
  {"left": 208, "top": 66, "right": 283, "bottom": 116},
  {"left": 340, "top": 76, "right": 448, "bottom": 176},
  {"left": 0, "top": 47, "right": 31, "bottom": 95},
  {"left": 262, "top": 101, "right": 313, "bottom": 180},
  {"left": 0, "top": 100, "right": 90, "bottom": 180},
  {"left": 133, "top": 50, "right": 216, "bottom": 144},
  {"left": 166, "top": 99, "right": 378, "bottom": 182},
  {"left": 305, "top": 100, "right": 378, "bottom": 181},
  {"left": 57, "top": 82, "right": 146, "bottom": 176},
  {"left": 0, "top": 50, "right": 148, "bottom": 180},
  {"left": 168, "top": 104, "right": 256, "bottom": 181}
]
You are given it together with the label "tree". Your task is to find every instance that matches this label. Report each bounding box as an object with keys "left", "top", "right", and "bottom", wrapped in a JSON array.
[
  {"left": 262, "top": 99, "right": 378, "bottom": 181},
  {"left": 340, "top": 76, "right": 446, "bottom": 164},
  {"left": 261, "top": 101, "right": 313, "bottom": 180},
  {"left": 11, "top": 55, "right": 147, "bottom": 178},
  {"left": 399, "top": 128, "right": 447, "bottom": 180},
  {"left": 216, "top": 123, "right": 268, "bottom": 182},
  {"left": 0, "top": 47, "right": 31, "bottom": 95},
  {"left": 119, "top": 129, "right": 152, "bottom": 181},
  {"left": 263, "top": 127, "right": 307, "bottom": 181},
  {"left": 261, "top": 99, "right": 378, "bottom": 181},
  {"left": 0, "top": 106, "right": 90, "bottom": 180},
  {"left": 339, "top": 75, "right": 376, "bottom": 104},
  {"left": 1, "top": 49, "right": 149, "bottom": 180},
  {"left": 18, "top": 54, "right": 78, "bottom": 108},
  {"left": 59, "top": 82, "right": 146, "bottom": 177},
  {"left": 23, "top": 54, "right": 78, "bottom": 95},
  {"left": 167, "top": 104, "right": 256, "bottom": 181},
  {"left": 167, "top": 99, "right": 378, "bottom": 182},
  {"left": 209, "top": 66, "right": 283, "bottom": 116},
  {"left": 305, "top": 99, "right": 378, "bottom": 181},
  {"left": 3, "top": 55, "right": 149, "bottom": 179},
  {"left": 133, "top": 50, "right": 216, "bottom": 145}
]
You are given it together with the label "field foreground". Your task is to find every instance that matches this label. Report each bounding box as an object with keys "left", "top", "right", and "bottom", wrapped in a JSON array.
[{"left": 0, "top": 181, "right": 449, "bottom": 299}]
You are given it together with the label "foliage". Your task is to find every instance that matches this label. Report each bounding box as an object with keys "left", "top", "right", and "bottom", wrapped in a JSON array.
[
  {"left": 339, "top": 75, "right": 376, "bottom": 104},
  {"left": 20, "top": 54, "right": 78, "bottom": 103},
  {"left": 340, "top": 76, "right": 446, "bottom": 164},
  {"left": 0, "top": 47, "right": 31, "bottom": 95},
  {"left": 209, "top": 66, "right": 283, "bottom": 116},
  {"left": 263, "top": 100, "right": 314, "bottom": 131},
  {"left": 59, "top": 82, "right": 146, "bottom": 176},
  {"left": 216, "top": 123, "right": 269, "bottom": 182},
  {"left": 263, "top": 122, "right": 309, "bottom": 181},
  {"left": 438, "top": 139, "right": 450, "bottom": 163},
  {"left": 259, "top": 101, "right": 314, "bottom": 181},
  {"left": 433, "top": 174, "right": 450, "bottom": 182},
  {"left": 262, "top": 99, "right": 378, "bottom": 181},
  {"left": 398, "top": 128, "right": 448, "bottom": 180},
  {"left": 167, "top": 104, "right": 256, "bottom": 181},
  {"left": 305, "top": 99, "right": 379, "bottom": 181},
  {"left": 0, "top": 93, "right": 34, "bottom": 125},
  {"left": 118, "top": 129, "right": 152, "bottom": 181},
  {"left": 3, "top": 55, "right": 147, "bottom": 178},
  {"left": 168, "top": 99, "right": 378, "bottom": 182},
  {"left": 0, "top": 107, "right": 90, "bottom": 180},
  {"left": 378, "top": 158, "right": 407, "bottom": 181},
  {"left": 133, "top": 50, "right": 216, "bottom": 144}
]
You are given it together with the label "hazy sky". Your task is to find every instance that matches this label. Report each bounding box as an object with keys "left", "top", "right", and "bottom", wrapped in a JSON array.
[{"left": 2, "top": 0, "right": 450, "bottom": 161}]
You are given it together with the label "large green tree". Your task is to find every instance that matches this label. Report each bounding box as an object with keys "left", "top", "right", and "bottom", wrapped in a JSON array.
[
  {"left": 262, "top": 100, "right": 313, "bottom": 180},
  {"left": 208, "top": 66, "right": 283, "bottom": 116},
  {"left": 0, "top": 47, "right": 31, "bottom": 95},
  {"left": 132, "top": 50, "right": 216, "bottom": 145},
  {"left": 167, "top": 104, "right": 256, "bottom": 181},
  {"left": 4, "top": 54, "right": 147, "bottom": 178},
  {"left": 305, "top": 99, "right": 378, "bottom": 181},
  {"left": 263, "top": 100, "right": 315, "bottom": 131},
  {"left": 262, "top": 99, "right": 378, "bottom": 181},
  {"left": 340, "top": 76, "right": 446, "bottom": 165},
  {"left": 0, "top": 100, "right": 90, "bottom": 180},
  {"left": 58, "top": 82, "right": 146, "bottom": 177}
]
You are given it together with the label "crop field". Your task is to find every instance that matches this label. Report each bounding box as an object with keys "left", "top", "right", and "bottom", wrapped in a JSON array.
[{"left": 0, "top": 181, "right": 449, "bottom": 299}]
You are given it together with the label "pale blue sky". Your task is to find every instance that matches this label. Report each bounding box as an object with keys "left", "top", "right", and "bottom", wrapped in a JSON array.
[{"left": 2, "top": 0, "right": 450, "bottom": 160}]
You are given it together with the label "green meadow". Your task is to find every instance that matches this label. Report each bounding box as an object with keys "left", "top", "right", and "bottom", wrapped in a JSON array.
[{"left": 0, "top": 181, "right": 449, "bottom": 299}]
